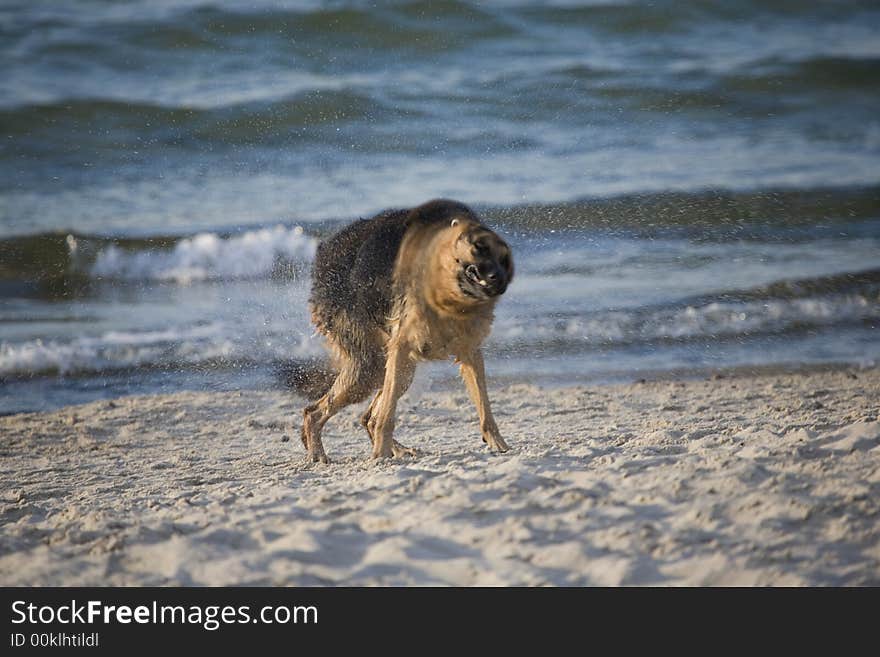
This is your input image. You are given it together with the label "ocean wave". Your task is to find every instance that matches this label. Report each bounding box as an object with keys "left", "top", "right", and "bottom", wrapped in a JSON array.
[
  {"left": 700, "top": 268, "right": 880, "bottom": 303},
  {"left": 573, "top": 54, "right": 880, "bottom": 117},
  {"left": 6, "top": 281, "right": 873, "bottom": 380},
  {"left": 6, "top": 0, "right": 513, "bottom": 60},
  {"left": 518, "top": 0, "right": 880, "bottom": 34},
  {"left": 0, "top": 89, "right": 395, "bottom": 144},
  {"left": 1, "top": 185, "right": 877, "bottom": 289},
  {"left": 0, "top": 98, "right": 198, "bottom": 134},
  {"left": 493, "top": 271, "right": 880, "bottom": 352},
  {"left": 2, "top": 260, "right": 878, "bottom": 379},
  {"left": 192, "top": 1, "right": 512, "bottom": 45},
  {"left": 91, "top": 224, "right": 317, "bottom": 283},
  {"left": 722, "top": 55, "right": 880, "bottom": 94},
  {"left": 487, "top": 185, "right": 880, "bottom": 233},
  {"left": 0, "top": 323, "right": 323, "bottom": 379},
  {"left": 0, "top": 323, "right": 230, "bottom": 377}
]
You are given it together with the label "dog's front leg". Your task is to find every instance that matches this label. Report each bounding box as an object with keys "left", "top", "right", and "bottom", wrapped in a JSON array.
[
  {"left": 368, "top": 343, "right": 416, "bottom": 459},
  {"left": 458, "top": 349, "right": 509, "bottom": 453}
]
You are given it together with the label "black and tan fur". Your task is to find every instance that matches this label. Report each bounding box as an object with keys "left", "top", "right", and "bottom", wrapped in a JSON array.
[{"left": 300, "top": 199, "right": 514, "bottom": 462}]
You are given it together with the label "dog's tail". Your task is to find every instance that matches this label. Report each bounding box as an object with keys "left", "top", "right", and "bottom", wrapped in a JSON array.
[{"left": 274, "top": 358, "right": 336, "bottom": 400}]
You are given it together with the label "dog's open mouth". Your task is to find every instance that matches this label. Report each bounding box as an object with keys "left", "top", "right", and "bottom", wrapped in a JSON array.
[
  {"left": 458, "top": 265, "right": 484, "bottom": 298},
  {"left": 465, "top": 264, "right": 483, "bottom": 287},
  {"left": 459, "top": 263, "right": 503, "bottom": 299}
]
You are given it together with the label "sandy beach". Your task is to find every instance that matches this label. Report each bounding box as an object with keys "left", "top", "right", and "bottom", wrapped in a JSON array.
[{"left": 1, "top": 366, "right": 879, "bottom": 586}]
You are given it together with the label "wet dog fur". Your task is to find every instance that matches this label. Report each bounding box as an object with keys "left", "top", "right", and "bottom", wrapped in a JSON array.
[{"left": 300, "top": 199, "right": 514, "bottom": 462}]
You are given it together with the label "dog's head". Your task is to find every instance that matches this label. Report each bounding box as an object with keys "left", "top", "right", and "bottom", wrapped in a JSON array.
[
  {"left": 406, "top": 199, "right": 514, "bottom": 307},
  {"left": 449, "top": 219, "right": 513, "bottom": 301}
]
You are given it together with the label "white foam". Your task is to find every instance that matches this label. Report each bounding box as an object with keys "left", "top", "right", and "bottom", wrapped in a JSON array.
[
  {"left": 0, "top": 323, "right": 324, "bottom": 377},
  {"left": 92, "top": 225, "right": 317, "bottom": 284},
  {"left": 492, "top": 293, "right": 880, "bottom": 347}
]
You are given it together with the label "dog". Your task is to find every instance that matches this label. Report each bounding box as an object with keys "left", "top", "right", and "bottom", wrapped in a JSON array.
[{"left": 299, "top": 199, "right": 513, "bottom": 462}]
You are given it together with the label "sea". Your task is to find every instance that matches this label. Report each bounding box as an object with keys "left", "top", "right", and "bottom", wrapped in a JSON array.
[{"left": 1, "top": 0, "right": 879, "bottom": 414}]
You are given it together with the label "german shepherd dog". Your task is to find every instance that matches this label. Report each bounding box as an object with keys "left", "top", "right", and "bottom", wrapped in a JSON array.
[{"left": 300, "top": 199, "right": 513, "bottom": 462}]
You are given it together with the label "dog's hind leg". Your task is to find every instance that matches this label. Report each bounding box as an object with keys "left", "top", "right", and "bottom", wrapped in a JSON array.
[
  {"left": 458, "top": 348, "right": 509, "bottom": 453},
  {"left": 301, "top": 360, "right": 373, "bottom": 464},
  {"left": 359, "top": 391, "right": 382, "bottom": 442}
]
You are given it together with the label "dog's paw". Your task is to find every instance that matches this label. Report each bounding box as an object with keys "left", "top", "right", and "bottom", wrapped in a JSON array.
[
  {"left": 370, "top": 445, "right": 394, "bottom": 460},
  {"left": 305, "top": 450, "right": 331, "bottom": 465},
  {"left": 391, "top": 440, "right": 418, "bottom": 458},
  {"left": 371, "top": 440, "right": 416, "bottom": 459},
  {"left": 485, "top": 434, "right": 510, "bottom": 453}
]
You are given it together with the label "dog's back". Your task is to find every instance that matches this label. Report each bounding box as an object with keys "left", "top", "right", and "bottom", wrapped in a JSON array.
[{"left": 309, "top": 209, "right": 409, "bottom": 359}]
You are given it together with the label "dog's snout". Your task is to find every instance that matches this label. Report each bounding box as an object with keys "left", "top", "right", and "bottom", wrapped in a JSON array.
[
  {"left": 463, "top": 260, "right": 507, "bottom": 297},
  {"left": 485, "top": 263, "right": 507, "bottom": 295},
  {"left": 489, "top": 263, "right": 508, "bottom": 284}
]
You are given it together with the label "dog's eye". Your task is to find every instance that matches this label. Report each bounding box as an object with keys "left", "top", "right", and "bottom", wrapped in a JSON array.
[{"left": 473, "top": 243, "right": 489, "bottom": 257}]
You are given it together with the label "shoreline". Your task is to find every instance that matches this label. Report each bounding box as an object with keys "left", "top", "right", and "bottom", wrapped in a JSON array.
[
  {"left": 437, "top": 359, "right": 880, "bottom": 390},
  {"left": 2, "top": 358, "right": 876, "bottom": 418},
  {"left": 2, "top": 366, "right": 878, "bottom": 585}
]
